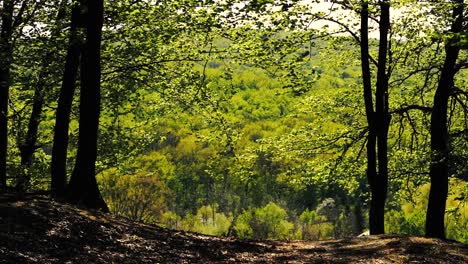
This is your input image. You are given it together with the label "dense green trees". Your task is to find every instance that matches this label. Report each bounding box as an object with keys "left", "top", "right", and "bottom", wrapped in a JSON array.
[
  {"left": 17, "top": 1, "right": 68, "bottom": 191},
  {"left": 0, "top": 0, "right": 466, "bottom": 242}
]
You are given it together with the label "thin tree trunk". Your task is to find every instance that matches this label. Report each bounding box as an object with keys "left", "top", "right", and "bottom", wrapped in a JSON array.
[
  {"left": 353, "top": 203, "right": 364, "bottom": 235},
  {"left": 425, "top": 0, "right": 463, "bottom": 239},
  {"left": 360, "top": 1, "right": 380, "bottom": 234},
  {"left": 51, "top": 1, "right": 82, "bottom": 198},
  {"left": 373, "top": 1, "right": 390, "bottom": 235},
  {"left": 17, "top": 82, "right": 45, "bottom": 191},
  {"left": 0, "top": 0, "right": 15, "bottom": 191},
  {"left": 66, "top": 0, "right": 108, "bottom": 211},
  {"left": 360, "top": 1, "right": 390, "bottom": 235}
]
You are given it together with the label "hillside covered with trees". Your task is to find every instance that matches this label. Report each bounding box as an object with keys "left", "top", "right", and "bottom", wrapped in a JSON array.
[{"left": 0, "top": 0, "right": 467, "bottom": 258}]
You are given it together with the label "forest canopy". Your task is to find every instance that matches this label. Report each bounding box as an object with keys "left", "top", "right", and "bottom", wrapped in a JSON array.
[{"left": 0, "top": 0, "right": 467, "bottom": 242}]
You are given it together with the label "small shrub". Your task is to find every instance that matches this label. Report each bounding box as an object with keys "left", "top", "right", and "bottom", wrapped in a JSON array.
[{"left": 234, "top": 202, "right": 294, "bottom": 240}]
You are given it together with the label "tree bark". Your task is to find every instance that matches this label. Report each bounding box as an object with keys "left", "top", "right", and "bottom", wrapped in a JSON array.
[
  {"left": 66, "top": 0, "right": 108, "bottom": 211},
  {"left": 425, "top": 0, "right": 463, "bottom": 239},
  {"left": 0, "top": 0, "right": 15, "bottom": 191},
  {"left": 51, "top": 1, "right": 82, "bottom": 198}
]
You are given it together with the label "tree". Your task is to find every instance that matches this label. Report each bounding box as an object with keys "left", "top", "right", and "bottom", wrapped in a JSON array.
[
  {"left": 51, "top": 0, "right": 83, "bottom": 198},
  {"left": 329, "top": 0, "right": 391, "bottom": 234},
  {"left": 66, "top": 0, "right": 107, "bottom": 211},
  {"left": 0, "top": 0, "right": 14, "bottom": 190},
  {"left": 425, "top": 0, "right": 465, "bottom": 239},
  {"left": 17, "top": 1, "right": 68, "bottom": 191},
  {"left": 366, "top": 0, "right": 391, "bottom": 235}
]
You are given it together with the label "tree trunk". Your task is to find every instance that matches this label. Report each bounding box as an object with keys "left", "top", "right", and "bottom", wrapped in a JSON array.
[
  {"left": 373, "top": 1, "right": 390, "bottom": 235},
  {"left": 360, "top": 1, "right": 379, "bottom": 234},
  {"left": 425, "top": 0, "right": 463, "bottom": 239},
  {"left": 66, "top": 0, "right": 108, "bottom": 211},
  {"left": 353, "top": 203, "right": 364, "bottom": 235},
  {"left": 51, "top": 1, "right": 82, "bottom": 198},
  {"left": 0, "top": 0, "right": 15, "bottom": 191},
  {"left": 360, "top": 1, "right": 390, "bottom": 235},
  {"left": 17, "top": 84, "right": 45, "bottom": 191}
]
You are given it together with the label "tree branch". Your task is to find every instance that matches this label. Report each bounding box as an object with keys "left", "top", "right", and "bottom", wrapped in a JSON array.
[{"left": 390, "top": 105, "right": 433, "bottom": 115}]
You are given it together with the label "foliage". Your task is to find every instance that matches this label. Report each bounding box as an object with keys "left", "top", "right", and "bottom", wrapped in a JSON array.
[
  {"left": 234, "top": 202, "right": 295, "bottom": 240},
  {"left": 298, "top": 209, "right": 333, "bottom": 240},
  {"left": 385, "top": 181, "right": 468, "bottom": 243},
  {"left": 98, "top": 169, "right": 172, "bottom": 223}
]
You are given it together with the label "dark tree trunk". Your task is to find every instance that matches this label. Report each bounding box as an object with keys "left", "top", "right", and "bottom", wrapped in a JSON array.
[
  {"left": 373, "top": 1, "right": 390, "bottom": 235},
  {"left": 425, "top": 0, "right": 463, "bottom": 239},
  {"left": 360, "top": 1, "right": 378, "bottom": 235},
  {"left": 360, "top": 1, "right": 390, "bottom": 235},
  {"left": 0, "top": 0, "right": 15, "bottom": 191},
  {"left": 51, "top": 1, "right": 82, "bottom": 198},
  {"left": 17, "top": 83, "right": 46, "bottom": 191},
  {"left": 66, "top": 0, "right": 108, "bottom": 211},
  {"left": 353, "top": 203, "right": 364, "bottom": 235}
]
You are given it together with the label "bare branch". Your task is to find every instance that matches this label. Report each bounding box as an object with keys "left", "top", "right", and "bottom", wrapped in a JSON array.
[{"left": 391, "top": 105, "right": 432, "bottom": 115}]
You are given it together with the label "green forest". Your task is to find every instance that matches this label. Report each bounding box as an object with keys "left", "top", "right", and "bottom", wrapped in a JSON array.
[{"left": 0, "top": 0, "right": 467, "bottom": 244}]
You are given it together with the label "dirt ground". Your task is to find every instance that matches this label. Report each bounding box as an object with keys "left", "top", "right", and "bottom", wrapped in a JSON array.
[{"left": 0, "top": 193, "right": 467, "bottom": 263}]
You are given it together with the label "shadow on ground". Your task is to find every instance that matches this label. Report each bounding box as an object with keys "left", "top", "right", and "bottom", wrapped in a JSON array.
[{"left": 1, "top": 194, "right": 467, "bottom": 263}]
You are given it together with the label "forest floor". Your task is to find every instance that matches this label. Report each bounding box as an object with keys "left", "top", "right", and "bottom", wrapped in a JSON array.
[{"left": 0, "top": 194, "right": 467, "bottom": 263}]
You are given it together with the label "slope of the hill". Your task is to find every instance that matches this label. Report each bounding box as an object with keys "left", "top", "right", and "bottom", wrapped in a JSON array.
[{"left": 0, "top": 194, "right": 467, "bottom": 263}]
